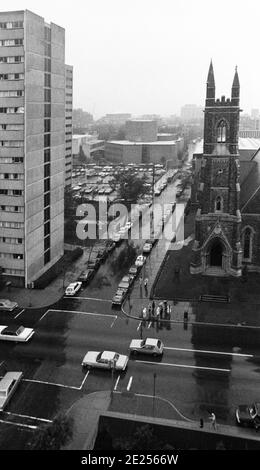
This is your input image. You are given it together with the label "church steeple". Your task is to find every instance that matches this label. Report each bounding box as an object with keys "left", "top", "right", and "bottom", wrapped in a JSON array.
[
  {"left": 231, "top": 66, "right": 240, "bottom": 106},
  {"left": 206, "top": 60, "right": 215, "bottom": 106}
]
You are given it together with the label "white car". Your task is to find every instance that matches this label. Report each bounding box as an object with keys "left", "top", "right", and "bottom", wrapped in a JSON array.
[
  {"left": 135, "top": 255, "right": 146, "bottom": 267},
  {"left": 112, "top": 291, "right": 125, "bottom": 306},
  {"left": 65, "top": 282, "right": 82, "bottom": 296},
  {"left": 129, "top": 338, "right": 164, "bottom": 356},
  {"left": 82, "top": 350, "right": 128, "bottom": 371},
  {"left": 0, "top": 371, "right": 23, "bottom": 410},
  {"left": 143, "top": 242, "right": 153, "bottom": 254},
  {"left": 0, "top": 299, "right": 18, "bottom": 312},
  {"left": 0, "top": 325, "right": 35, "bottom": 342}
]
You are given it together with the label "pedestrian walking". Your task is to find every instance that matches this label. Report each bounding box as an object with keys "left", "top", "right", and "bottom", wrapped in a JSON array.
[
  {"left": 163, "top": 300, "right": 168, "bottom": 318},
  {"left": 152, "top": 300, "right": 155, "bottom": 315},
  {"left": 148, "top": 303, "right": 152, "bottom": 320},
  {"left": 139, "top": 276, "right": 143, "bottom": 287},
  {"left": 156, "top": 306, "right": 160, "bottom": 320},
  {"left": 144, "top": 277, "right": 148, "bottom": 288},
  {"left": 209, "top": 413, "right": 217, "bottom": 430}
]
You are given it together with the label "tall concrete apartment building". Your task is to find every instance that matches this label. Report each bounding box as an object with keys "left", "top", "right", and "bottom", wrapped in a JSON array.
[
  {"left": 0, "top": 10, "right": 65, "bottom": 287},
  {"left": 65, "top": 64, "right": 73, "bottom": 185}
]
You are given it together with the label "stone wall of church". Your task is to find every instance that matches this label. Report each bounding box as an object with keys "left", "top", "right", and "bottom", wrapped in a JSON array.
[{"left": 241, "top": 215, "right": 260, "bottom": 269}]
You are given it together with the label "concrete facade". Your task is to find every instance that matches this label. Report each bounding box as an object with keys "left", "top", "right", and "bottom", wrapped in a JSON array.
[
  {"left": 105, "top": 140, "right": 178, "bottom": 166},
  {"left": 65, "top": 64, "right": 73, "bottom": 185},
  {"left": 125, "top": 119, "right": 157, "bottom": 142},
  {"left": 0, "top": 10, "right": 65, "bottom": 286}
]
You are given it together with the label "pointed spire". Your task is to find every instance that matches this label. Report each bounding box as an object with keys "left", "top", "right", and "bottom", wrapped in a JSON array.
[
  {"left": 207, "top": 60, "right": 215, "bottom": 86},
  {"left": 232, "top": 66, "right": 239, "bottom": 88}
]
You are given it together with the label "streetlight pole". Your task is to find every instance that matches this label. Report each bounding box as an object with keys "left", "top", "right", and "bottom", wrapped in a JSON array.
[{"left": 153, "top": 372, "right": 157, "bottom": 417}]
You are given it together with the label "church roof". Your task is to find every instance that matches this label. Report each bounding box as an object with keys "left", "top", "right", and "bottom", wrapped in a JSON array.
[
  {"left": 207, "top": 61, "right": 215, "bottom": 86},
  {"left": 240, "top": 148, "right": 260, "bottom": 213}
]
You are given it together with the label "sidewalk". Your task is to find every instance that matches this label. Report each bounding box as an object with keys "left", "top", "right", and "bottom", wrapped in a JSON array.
[{"left": 62, "top": 391, "right": 111, "bottom": 450}]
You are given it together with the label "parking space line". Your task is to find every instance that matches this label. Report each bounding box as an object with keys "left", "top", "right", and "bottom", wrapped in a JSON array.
[
  {"left": 114, "top": 375, "right": 120, "bottom": 391},
  {"left": 0, "top": 418, "right": 37, "bottom": 430},
  {"left": 3, "top": 411, "right": 52, "bottom": 423},
  {"left": 135, "top": 360, "right": 230, "bottom": 373},
  {"left": 23, "top": 378, "right": 80, "bottom": 390},
  {"left": 79, "top": 371, "right": 90, "bottom": 389},
  {"left": 14, "top": 308, "right": 25, "bottom": 319},
  {"left": 137, "top": 321, "right": 142, "bottom": 331},
  {"left": 147, "top": 321, "right": 152, "bottom": 329},
  {"left": 164, "top": 346, "right": 254, "bottom": 358},
  {"left": 39, "top": 308, "right": 117, "bottom": 322},
  {"left": 110, "top": 316, "right": 117, "bottom": 328},
  {"left": 65, "top": 297, "right": 111, "bottom": 302},
  {"left": 127, "top": 376, "right": 133, "bottom": 391}
]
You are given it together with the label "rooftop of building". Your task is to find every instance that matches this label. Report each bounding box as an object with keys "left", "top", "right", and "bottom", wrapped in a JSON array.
[{"left": 107, "top": 140, "right": 177, "bottom": 146}]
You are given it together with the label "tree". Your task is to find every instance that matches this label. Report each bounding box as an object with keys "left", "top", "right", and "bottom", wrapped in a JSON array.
[
  {"left": 26, "top": 414, "right": 73, "bottom": 450},
  {"left": 110, "top": 168, "right": 149, "bottom": 210}
]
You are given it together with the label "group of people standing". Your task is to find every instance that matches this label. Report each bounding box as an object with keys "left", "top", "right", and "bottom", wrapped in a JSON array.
[{"left": 142, "top": 300, "right": 171, "bottom": 321}]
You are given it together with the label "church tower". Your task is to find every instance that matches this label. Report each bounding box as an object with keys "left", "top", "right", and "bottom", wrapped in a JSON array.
[{"left": 190, "top": 62, "right": 243, "bottom": 276}]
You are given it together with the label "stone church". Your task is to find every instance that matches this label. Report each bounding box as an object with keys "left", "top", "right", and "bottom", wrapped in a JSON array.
[{"left": 190, "top": 62, "right": 260, "bottom": 276}]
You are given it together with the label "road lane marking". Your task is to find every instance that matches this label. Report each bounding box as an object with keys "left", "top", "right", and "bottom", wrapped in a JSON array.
[
  {"left": 110, "top": 316, "right": 117, "bottom": 327},
  {"left": 164, "top": 346, "right": 253, "bottom": 358},
  {"left": 148, "top": 322, "right": 152, "bottom": 328},
  {"left": 14, "top": 308, "right": 25, "bottom": 319},
  {"left": 65, "top": 296, "right": 111, "bottom": 302},
  {"left": 3, "top": 411, "right": 52, "bottom": 423},
  {"left": 127, "top": 376, "right": 133, "bottom": 391},
  {"left": 137, "top": 321, "right": 142, "bottom": 331},
  {"left": 79, "top": 371, "right": 90, "bottom": 389},
  {"left": 135, "top": 360, "right": 230, "bottom": 373},
  {"left": 23, "top": 378, "right": 80, "bottom": 390},
  {"left": 0, "top": 418, "right": 37, "bottom": 430},
  {"left": 39, "top": 308, "right": 117, "bottom": 322},
  {"left": 114, "top": 375, "right": 120, "bottom": 391}
]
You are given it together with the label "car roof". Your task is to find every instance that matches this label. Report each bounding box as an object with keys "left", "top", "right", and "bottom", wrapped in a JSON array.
[
  {"left": 145, "top": 338, "right": 159, "bottom": 346},
  {"left": 0, "top": 372, "right": 22, "bottom": 391},
  {"left": 0, "top": 299, "right": 11, "bottom": 303},
  {"left": 2, "top": 325, "right": 22, "bottom": 334},
  {"left": 101, "top": 351, "right": 117, "bottom": 360}
]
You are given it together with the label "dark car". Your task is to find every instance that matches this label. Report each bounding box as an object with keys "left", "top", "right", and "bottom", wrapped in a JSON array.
[
  {"left": 78, "top": 269, "right": 95, "bottom": 284},
  {"left": 236, "top": 402, "right": 260, "bottom": 428},
  {"left": 86, "top": 257, "right": 101, "bottom": 270}
]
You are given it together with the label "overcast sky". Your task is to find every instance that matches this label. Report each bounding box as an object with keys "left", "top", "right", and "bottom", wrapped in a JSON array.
[{"left": 5, "top": 0, "right": 260, "bottom": 118}]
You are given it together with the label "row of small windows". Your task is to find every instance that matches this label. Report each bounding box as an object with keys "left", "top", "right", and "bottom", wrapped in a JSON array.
[
  {"left": 0, "top": 221, "right": 24, "bottom": 228},
  {"left": 0, "top": 252, "right": 24, "bottom": 259},
  {"left": 0, "top": 141, "right": 24, "bottom": 148},
  {"left": 0, "top": 90, "right": 24, "bottom": 97},
  {"left": 0, "top": 189, "right": 23, "bottom": 196},
  {"left": 0, "top": 205, "right": 23, "bottom": 212},
  {"left": 1, "top": 268, "right": 24, "bottom": 275},
  {"left": 0, "top": 157, "right": 23, "bottom": 163},
  {"left": 0, "top": 56, "right": 24, "bottom": 63},
  {"left": 0, "top": 73, "right": 24, "bottom": 81},
  {"left": 0, "top": 124, "right": 23, "bottom": 130},
  {"left": 0, "top": 107, "right": 24, "bottom": 114},
  {"left": 0, "top": 39, "right": 23, "bottom": 47},
  {"left": 0, "top": 21, "right": 24, "bottom": 29},
  {"left": 0, "top": 172, "right": 24, "bottom": 179},
  {"left": 0, "top": 237, "right": 23, "bottom": 244}
]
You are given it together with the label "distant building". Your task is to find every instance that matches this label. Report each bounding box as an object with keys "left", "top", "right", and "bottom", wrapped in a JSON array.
[
  {"left": 65, "top": 65, "right": 73, "bottom": 186},
  {"left": 125, "top": 120, "right": 157, "bottom": 142},
  {"left": 72, "top": 134, "right": 104, "bottom": 164},
  {"left": 0, "top": 10, "right": 65, "bottom": 287},
  {"left": 72, "top": 108, "right": 93, "bottom": 131},
  {"left": 180, "top": 104, "right": 203, "bottom": 122},
  {"left": 251, "top": 109, "right": 259, "bottom": 119},
  {"left": 99, "top": 113, "right": 131, "bottom": 125}
]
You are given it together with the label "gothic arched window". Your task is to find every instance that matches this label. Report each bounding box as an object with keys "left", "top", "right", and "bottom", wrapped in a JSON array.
[
  {"left": 215, "top": 196, "right": 223, "bottom": 212},
  {"left": 243, "top": 227, "right": 253, "bottom": 260},
  {"left": 217, "top": 121, "right": 227, "bottom": 143}
]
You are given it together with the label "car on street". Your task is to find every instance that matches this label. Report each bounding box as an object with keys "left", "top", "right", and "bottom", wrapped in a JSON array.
[
  {"left": 0, "top": 325, "right": 35, "bottom": 342},
  {"left": 82, "top": 350, "right": 128, "bottom": 371},
  {"left": 129, "top": 338, "right": 164, "bottom": 356},
  {"left": 143, "top": 242, "right": 153, "bottom": 254},
  {"left": 121, "top": 274, "right": 134, "bottom": 285},
  {"left": 135, "top": 255, "right": 146, "bottom": 267},
  {"left": 236, "top": 402, "right": 260, "bottom": 428},
  {"left": 129, "top": 265, "right": 138, "bottom": 276},
  {"left": 118, "top": 280, "right": 130, "bottom": 291},
  {"left": 65, "top": 282, "right": 82, "bottom": 296},
  {"left": 0, "top": 299, "right": 18, "bottom": 312},
  {"left": 0, "top": 371, "right": 23, "bottom": 411},
  {"left": 112, "top": 290, "right": 126, "bottom": 306},
  {"left": 78, "top": 269, "right": 95, "bottom": 284}
]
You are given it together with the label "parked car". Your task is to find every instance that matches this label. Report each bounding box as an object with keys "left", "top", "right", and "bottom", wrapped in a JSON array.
[
  {"left": 236, "top": 402, "right": 260, "bottom": 428},
  {"left": 129, "top": 265, "right": 138, "bottom": 276},
  {"left": 135, "top": 255, "right": 146, "bottom": 267},
  {"left": 0, "top": 371, "right": 23, "bottom": 411},
  {"left": 118, "top": 280, "right": 130, "bottom": 291},
  {"left": 0, "top": 325, "right": 34, "bottom": 343},
  {"left": 112, "top": 290, "right": 126, "bottom": 306},
  {"left": 0, "top": 299, "right": 18, "bottom": 312},
  {"left": 129, "top": 338, "right": 164, "bottom": 356},
  {"left": 78, "top": 269, "right": 95, "bottom": 284},
  {"left": 65, "top": 282, "right": 82, "bottom": 296},
  {"left": 82, "top": 350, "right": 128, "bottom": 371},
  {"left": 121, "top": 274, "right": 134, "bottom": 285},
  {"left": 143, "top": 242, "right": 153, "bottom": 254}
]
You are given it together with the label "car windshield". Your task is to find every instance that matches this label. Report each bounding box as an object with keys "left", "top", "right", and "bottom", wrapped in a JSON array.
[{"left": 96, "top": 352, "right": 103, "bottom": 361}]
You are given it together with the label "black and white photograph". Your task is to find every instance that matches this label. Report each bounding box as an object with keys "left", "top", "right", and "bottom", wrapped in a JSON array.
[{"left": 0, "top": 0, "right": 259, "bottom": 458}]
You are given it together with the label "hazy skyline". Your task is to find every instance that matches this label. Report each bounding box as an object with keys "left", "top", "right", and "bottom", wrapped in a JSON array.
[{"left": 4, "top": 0, "right": 260, "bottom": 118}]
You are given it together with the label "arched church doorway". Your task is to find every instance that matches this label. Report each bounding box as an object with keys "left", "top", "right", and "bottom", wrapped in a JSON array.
[{"left": 210, "top": 241, "right": 223, "bottom": 267}]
